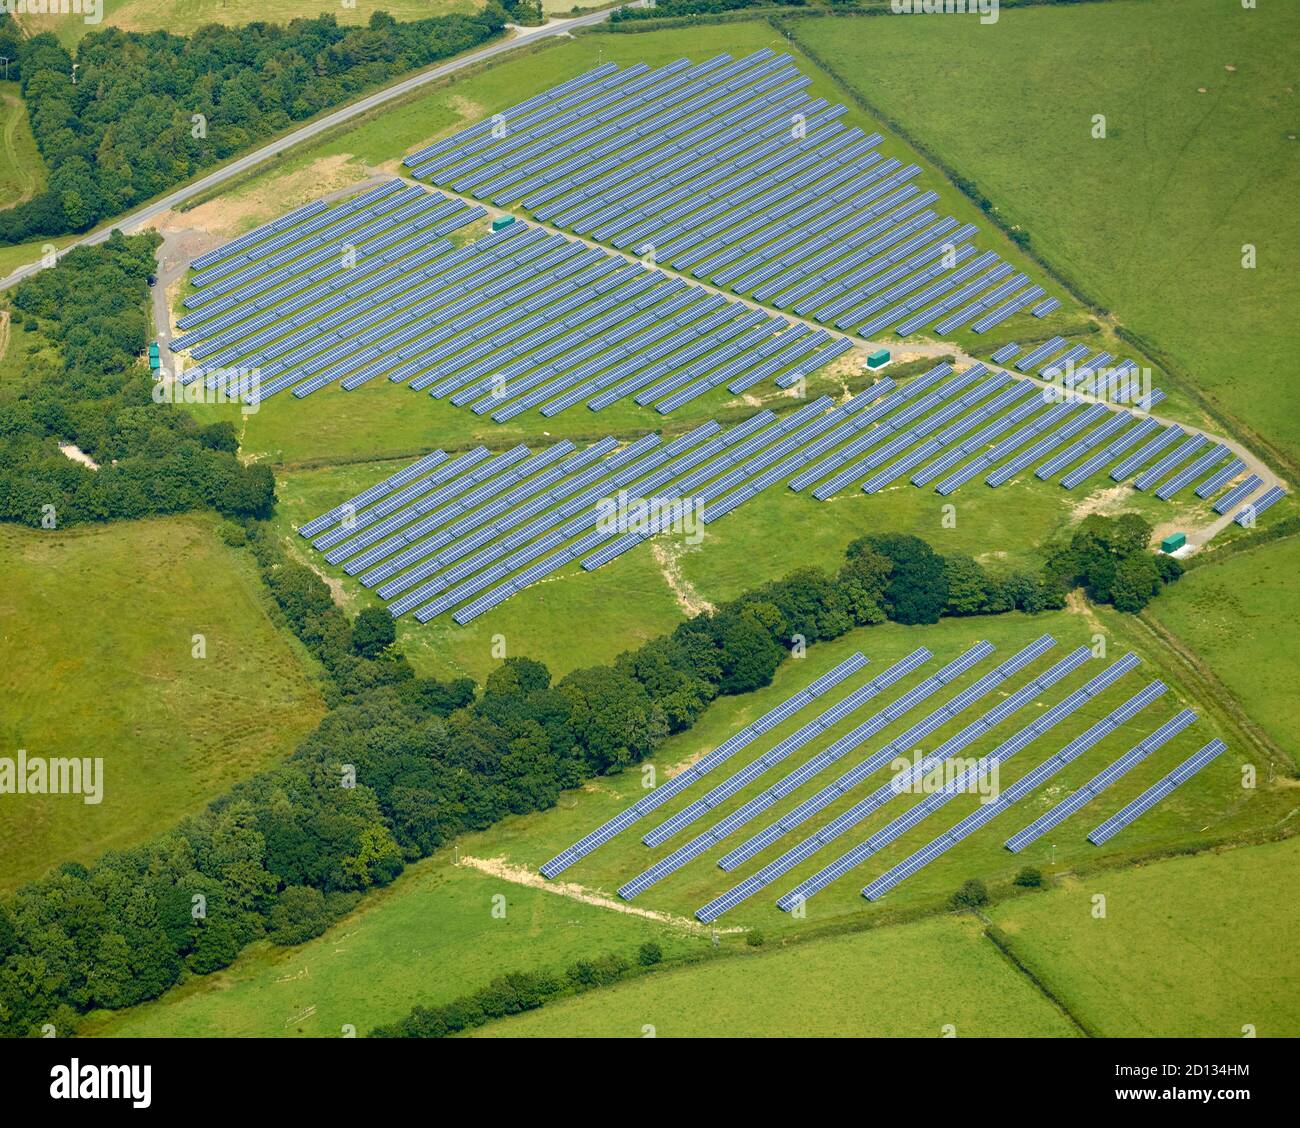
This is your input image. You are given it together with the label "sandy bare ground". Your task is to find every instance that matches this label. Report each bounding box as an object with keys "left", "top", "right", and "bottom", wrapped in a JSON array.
[
  {"left": 458, "top": 855, "right": 742, "bottom": 935},
  {"left": 0, "top": 310, "right": 9, "bottom": 364},
  {"left": 652, "top": 540, "right": 714, "bottom": 617},
  {"left": 58, "top": 443, "right": 100, "bottom": 470}
]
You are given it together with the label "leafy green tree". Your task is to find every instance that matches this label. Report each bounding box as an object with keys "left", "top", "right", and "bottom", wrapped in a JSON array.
[{"left": 351, "top": 606, "right": 397, "bottom": 658}]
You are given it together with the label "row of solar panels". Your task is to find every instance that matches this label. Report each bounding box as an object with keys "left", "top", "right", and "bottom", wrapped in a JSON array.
[
  {"left": 410, "top": 51, "right": 1050, "bottom": 343},
  {"left": 539, "top": 633, "right": 1226, "bottom": 918},
  {"left": 178, "top": 192, "right": 856, "bottom": 414},
  {"left": 299, "top": 361, "right": 1279, "bottom": 632}
]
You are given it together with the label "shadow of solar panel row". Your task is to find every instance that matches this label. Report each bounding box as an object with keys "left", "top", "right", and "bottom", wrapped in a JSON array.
[
  {"left": 409, "top": 51, "right": 1049, "bottom": 342},
  {"left": 776, "top": 648, "right": 1138, "bottom": 909},
  {"left": 537, "top": 649, "right": 869, "bottom": 878},
  {"left": 1233, "top": 485, "right": 1286, "bottom": 526},
  {"left": 1005, "top": 706, "right": 1197, "bottom": 852},
  {"left": 694, "top": 636, "right": 1056, "bottom": 920},
  {"left": 863, "top": 672, "right": 1162, "bottom": 900},
  {"left": 1087, "top": 739, "right": 1228, "bottom": 846}
]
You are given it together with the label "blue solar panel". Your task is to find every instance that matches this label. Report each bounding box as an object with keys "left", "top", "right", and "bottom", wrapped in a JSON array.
[
  {"left": 862, "top": 676, "right": 1167, "bottom": 900},
  {"left": 775, "top": 651, "right": 1143, "bottom": 911},
  {"left": 539, "top": 651, "right": 870, "bottom": 878},
  {"left": 1087, "top": 740, "right": 1227, "bottom": 846},
  {"left": 1005, "top": 705, "right": 1197, "bottom": 852},
  {"left": 694, "top": 636, "right": 1056, "bottom": 921},
  {"left": 1233, "top": 484, "right": 1285, "bottom": 526}
]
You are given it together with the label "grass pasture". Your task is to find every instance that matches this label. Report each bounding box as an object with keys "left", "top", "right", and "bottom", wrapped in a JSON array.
[
  {"left": 1147, "top": 535, "right": 1300, "bottom": 766},
  {"left": 16, "top": 0, "right": 477, "bottom": 48},
  {"left": 0, "top": 516, "right": 326, "bottom": 889},
  {"left": 472, "top": 912, "right": 1080, "bottom": 1038},
  {"left": 990, "top": 836, "right": 1300, "bottom": 1037},
  {"left": 82, "top": 851, "right": 710, "bottom": 1038},
  {"left": 0, "top": 82, "right": 47, "bottom": 211},
  {"left": 790, "top": 0, "right": 1300, "bottom": 469}
]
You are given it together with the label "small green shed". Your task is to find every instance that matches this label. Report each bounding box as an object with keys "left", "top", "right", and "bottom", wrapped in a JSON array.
[
  {"left": 1160, "top": 532, "right": 1186, "bottom": 553},
  {"left": 866, "top": 348, "right": 891, "bottom": 369}
]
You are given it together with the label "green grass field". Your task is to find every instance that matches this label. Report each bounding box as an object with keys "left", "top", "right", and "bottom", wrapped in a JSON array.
[
  {"left": 17, "top": 0, "right": 477, "bottom": 47},
  {"left": 472, "top": 912, "right": 1080, "bottom": 1037},
  {"left": 1147, "top": 536, "right": 1300, "bottom": 766},
  {"left": 790, "top": 1, "right": 1300, "bottom": 469},
  {"left": 0, "top": 82, "right": 46, "bottom": 211},
  {"left": 0, "top": 516, "right": 326, "bottom": 889},
  {"left": 82, "top": 851, "right": 710, "bottom": 1038},
  {"left": 990, "top": 836, "right": 1300, "bottom": 1037}
]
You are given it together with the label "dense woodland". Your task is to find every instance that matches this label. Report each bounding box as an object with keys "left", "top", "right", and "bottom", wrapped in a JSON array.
[
  {"left": 0, "top": 7, "right": 507, "bottom": 244},
  {"left": 0, "top": 232, "right": 273, "bottom": 526}
]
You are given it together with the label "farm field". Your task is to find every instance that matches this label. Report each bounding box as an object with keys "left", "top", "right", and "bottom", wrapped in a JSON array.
[
  {"left": 789, "top": 0, "right": 1300, "bottom": 469},
  {"left": 0, "top": 516, "right": 326, "bottom": 889},
  {"left": 1147, "top": 536, "right": 1300, "bottom": 766},
  {"left": 472, "top": 912, "right": 1080, "bottom": 1038},
  {"left": 989, "top": 836, "right": 1300, "bottom": 1037},
  {"left": 0, "top": 82, "right": 46, "bottom": 211},
  {"left": 16, "top": 0, "right": 477, "bottom": 47},
  {"left": 82, "top": 850, "right": 711, "bottom": 1038}
]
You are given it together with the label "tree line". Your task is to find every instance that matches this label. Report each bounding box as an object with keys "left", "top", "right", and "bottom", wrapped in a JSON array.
[
  {"left": 0, "top": 8, "right": 507, "bottom": 245},
  {"left": 0, "top": 232, "right": 274, "bottom": 527}
]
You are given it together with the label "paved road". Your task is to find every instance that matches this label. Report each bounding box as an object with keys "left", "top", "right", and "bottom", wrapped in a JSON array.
[{"left": 0, "top": 10, "right": 623, "bottom": 292}]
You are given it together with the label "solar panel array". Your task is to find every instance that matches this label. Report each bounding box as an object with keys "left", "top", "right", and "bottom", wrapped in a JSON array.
[
  {"left": 406, "top": 50, "right": 1053, "bottom": 343},
  {"left": 539, "top": 651, "right": 869, "bottom": 877},
  {"left": 774, "top": 648, "right": 1140, "bottom": 911},
  {"left": 861, "top": 678, "right": 1179, "bottom": 900},
  {"left": 1004, "top": 706, "right": 1197, "bottom": 852},
  {"left": 1087, "top": 740, "right": 1228, "bottom": 846},
  {"left": 174, "top": 181, "right": 855, "bottom": 413}
]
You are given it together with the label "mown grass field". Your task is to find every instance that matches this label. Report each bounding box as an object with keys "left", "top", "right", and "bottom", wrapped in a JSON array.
[
  {"left": 790, "top": 0, "right": 1300, "bottom": 469},
  {"left": 989, "top": 836, "right": 1300, "bottom": 1037},
  {"left": 472, "top": 911, "right": 1080, "bottom": 1037},
  {"left": 0, "top": 516, "right": 326, "bottom": 889},
  {"left": 17, "top": 0, "right": 477, "bottom": 47},
  {"left": 82, "top": 851, "right": 710, "bottom": 1038},
  {"left": 1147, "top": 536, "right": 1300, "bottom": 766},
  {"left": 0, "top": 82, "right": 46, "bottom": 211}
]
